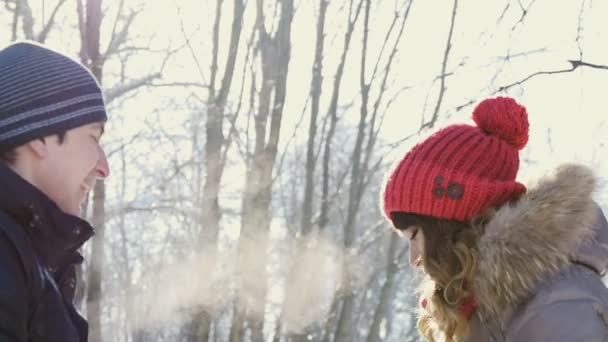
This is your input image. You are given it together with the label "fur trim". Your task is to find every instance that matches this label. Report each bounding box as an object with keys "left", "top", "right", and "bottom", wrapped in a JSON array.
[{"left": 473, "top": 164, "right": 597, "bottom": 320}]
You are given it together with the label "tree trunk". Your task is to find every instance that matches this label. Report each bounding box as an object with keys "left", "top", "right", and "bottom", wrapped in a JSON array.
[
  {"left": 365, "top": 233, "right": 401, "bottom": 342},
  {"left": 319, "top": 2, "right": 364, "bottom": 340},
  {"left": 319, "top": 0, "right": 364, "bottom": 232},
  {"left": 282, "top": 2, "right": 328, "bottom": 340},
  {"left": 80, "top": 0, "right": 105, "bottom": 341},
  {"left": 301, "top": 0, "right": 328, "bottom": 236},
  {"left": 88, "top": 180, "right": 106, "bottom": 342},
  {"left": 10, "top": 0, "right": 19, "bottom": 41},
  {"left": 187, "top": 0, "right": 245, "bottom": 339},
  {"left": 19, "top": 0, "right": 34, "bottom": 40},
  {"left": 333, "top": 1, "right": 371, "bottom": 340},
  {"left": 229, "top": 1, "right": 294, "bottom": 341}
]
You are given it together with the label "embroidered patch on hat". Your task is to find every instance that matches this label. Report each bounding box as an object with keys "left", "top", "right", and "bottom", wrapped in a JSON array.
[{"left": 433, "top": 176, "right": 464, "bottom": 200}]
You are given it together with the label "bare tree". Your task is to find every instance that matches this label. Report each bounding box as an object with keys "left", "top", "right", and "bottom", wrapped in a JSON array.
[
  {"left": 282, "top": 1, "right": 359, "bottom": 340},
  {"left": 277, "top": 3, "right": 330, "bottom": 341},
  {"left": 76, "top": 0, "right": 105, "bottom": 340},
  {"left": 230, "top": 1, "right": 295, "bottom": 341},
  {"left": 495, "top": 59, "right": 608, "bottom": 94},
  {"left": 4, "top": 0, "right": 68, "bottom": 42},
  {"left": 329, "top": 0, "right": 413, "bottom": 340},
  {"left": 319, "top": 0, "right": 364, "bottom": 232},
  {"left": 284, "top": 2, "right": 329, "bottom": 340},
  {"left": 9, "top": 0, "right": 20, "bottom": 41},
  {"left": 3, "top": 1, "right": 606, "bottom": 342},
  {"left": 185, "top": 0, "right": 246, "bottom": 340},
  {"left": 365, "top": 233, "right": 402, "bottom": 342},
  {"left": 301, "top": 0, "right": 329, "bottom": 236},
  {"left": 422, "top": 0, "right": 458, "bottom": 130},
  {"left": 77, "top": 1, "right": 165, "bottom": 340},
  {"left": 16, "top": 0, "right": 35, "bottom": 40}
]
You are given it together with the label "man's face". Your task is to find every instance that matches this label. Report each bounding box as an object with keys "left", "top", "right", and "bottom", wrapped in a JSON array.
[{"left": 35, "top": 122, "right": 109, "bottom": 216}]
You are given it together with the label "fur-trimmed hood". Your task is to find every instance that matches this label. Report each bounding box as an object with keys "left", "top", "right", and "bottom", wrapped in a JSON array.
[{"left": 473, "top": 164, "right": 607, "bottom": 320}]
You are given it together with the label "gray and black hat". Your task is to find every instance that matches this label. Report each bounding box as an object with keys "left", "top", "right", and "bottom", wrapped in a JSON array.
[{"left": 0, "top": 41, "right": 107, "bottom": 152}]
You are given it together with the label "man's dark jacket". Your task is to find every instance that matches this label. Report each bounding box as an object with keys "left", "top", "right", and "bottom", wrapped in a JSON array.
[{"left": 0, "top": 164, "right": 93, "bottom": 341}]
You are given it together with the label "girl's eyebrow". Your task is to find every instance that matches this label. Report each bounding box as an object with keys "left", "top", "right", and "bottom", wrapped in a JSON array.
[{"left": 394, "top": 226, "right": 415, "bottom": 239}]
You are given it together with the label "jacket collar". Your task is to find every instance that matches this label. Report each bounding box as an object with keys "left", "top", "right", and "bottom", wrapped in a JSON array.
[
  {"left": 473, "top": 164, "right": 599, "bottom": 320},
  {"left": 0, "top": 163, "right": 94, "bottom": 272},
  {"left": 573, "top": 203, "right": 608, "bottom": 275}
]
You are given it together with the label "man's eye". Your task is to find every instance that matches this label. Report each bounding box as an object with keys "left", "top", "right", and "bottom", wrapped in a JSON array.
[{"left": 410, "top": 228, "right": 419, "bottom": 241}]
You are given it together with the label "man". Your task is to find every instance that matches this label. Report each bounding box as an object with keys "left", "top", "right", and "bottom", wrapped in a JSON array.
[{"left": 0, "top": 41, "right": 110, "bottom": 341}]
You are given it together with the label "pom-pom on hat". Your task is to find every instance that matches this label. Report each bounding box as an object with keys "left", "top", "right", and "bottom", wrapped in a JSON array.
[{"left": 383, "top": 97, "right": 529, "bottom": 222}]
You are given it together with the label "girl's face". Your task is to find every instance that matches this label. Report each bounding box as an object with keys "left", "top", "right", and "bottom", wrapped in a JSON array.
[{"left": 398, "top": 225, "right": 425, "bottom": 269}]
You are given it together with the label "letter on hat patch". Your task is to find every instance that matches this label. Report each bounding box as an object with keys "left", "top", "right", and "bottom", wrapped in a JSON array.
[{"left": 433, "top": 176, "right": 464, "bottom": 200}]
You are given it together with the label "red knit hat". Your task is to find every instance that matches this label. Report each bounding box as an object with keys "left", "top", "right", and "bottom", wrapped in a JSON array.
[{"left": 383, "top": 97, "right": 529, "bottom": 222}]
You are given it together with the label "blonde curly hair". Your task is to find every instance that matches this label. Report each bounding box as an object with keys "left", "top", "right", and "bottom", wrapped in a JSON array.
[{"left": 392, "top": 212, "right": 491, "bottom": 341}]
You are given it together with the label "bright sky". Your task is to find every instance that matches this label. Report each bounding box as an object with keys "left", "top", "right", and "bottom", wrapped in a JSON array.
[
  {"left": 2, "top": 0, "right": 607, "bottom": 202},
  {"left": 2, "top": 1, "right": 607, "bottom": 338}
]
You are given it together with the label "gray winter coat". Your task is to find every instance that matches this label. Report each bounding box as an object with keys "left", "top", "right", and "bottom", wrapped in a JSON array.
[{"left": 466, "top": 165, "right": 608, "bottom": 342}]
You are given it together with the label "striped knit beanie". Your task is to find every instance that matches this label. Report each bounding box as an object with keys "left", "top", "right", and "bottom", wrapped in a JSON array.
[
  {"left": 0, "top": 41, "right": 107, "bottom": 152},
  {"left": 383, "top": 97, "right": 529, "bottom": 222}
]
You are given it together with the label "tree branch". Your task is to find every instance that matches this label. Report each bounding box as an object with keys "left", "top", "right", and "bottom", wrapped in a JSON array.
[
  {"left": 209, "top": 0, "right": 224, "bottom": 92},
  {"left": 363, "top": 0, "right": 412, "bottom": 174},
  {"left": 222, "top": 22, "right": 257, "bottom": 168},
  {"left": 19, "top": 0, "right": 34, "bottom": 40},
  {"left": 105, "top": 44, "right": 182, "bottom": 103},
  {"left": 569, "top": 59, "right": 608, "bottom": 70},
  {"left": 11, "top": 0, "right": 19, "bottom": 41},
  {"left": 77, "top": 0, "right": 88, "bottom": 64},
  {"left": 369, "top": 7, "right": 399, "bottom": 84},
  {"left": 576, "top": 0, "right": 586, "bottom": 60},
  {"left": 494, "top": 59, "right": 608, "bottom": 94},
  {"left": 422, "top": 0, "right": 458, "bottom": 131},
  {"left": 105, "top": 73, "right": 161, "bottom": 104},
  {"left": 143, "top": 82, "right": 210, "bottom": 89},
  {"left": 512, "top": 0, "right": 537, "bottom": 31},
  {"left": 104, "top": 0, "right": 128, "bottom": 58},
  {"left": 38, "top": 0, "right": 69, "bottom": 43},
  {"left": 497, "top": 2, "right": 510, "bottom": 25},
  {"left": 172, "top": 0, "right": 208, "bottom": 84}
]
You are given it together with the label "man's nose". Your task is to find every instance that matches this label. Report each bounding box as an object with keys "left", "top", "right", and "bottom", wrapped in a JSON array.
[{"left": 95, "top": 145, "right": 110, "bottom": 178}]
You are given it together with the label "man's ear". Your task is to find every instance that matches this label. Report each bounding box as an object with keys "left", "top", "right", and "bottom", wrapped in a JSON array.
[{"left": 25, "top": 138, "right": 48, "bottom": 159}]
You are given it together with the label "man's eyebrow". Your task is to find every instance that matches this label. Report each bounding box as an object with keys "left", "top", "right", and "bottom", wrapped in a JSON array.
[{"left": 92, "top": 123, "right": 105, "bottom": 136}]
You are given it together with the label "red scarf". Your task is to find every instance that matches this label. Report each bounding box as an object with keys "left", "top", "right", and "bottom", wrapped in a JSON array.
[{"left": 420, "top": 296, "right": 477, "bottom": 320}]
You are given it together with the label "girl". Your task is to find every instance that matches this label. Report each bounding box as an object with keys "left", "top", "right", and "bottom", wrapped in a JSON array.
[{"left": 382, "top": 97, "right": 608, "bottom": 341}]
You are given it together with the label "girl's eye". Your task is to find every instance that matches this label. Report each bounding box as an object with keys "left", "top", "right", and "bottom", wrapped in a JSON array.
[
  {"left": 91, "top": 135, "right": 100, "bottom": 143},
  {"left": 410, "top": 228, "right": 419, "bottom": 241}
]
